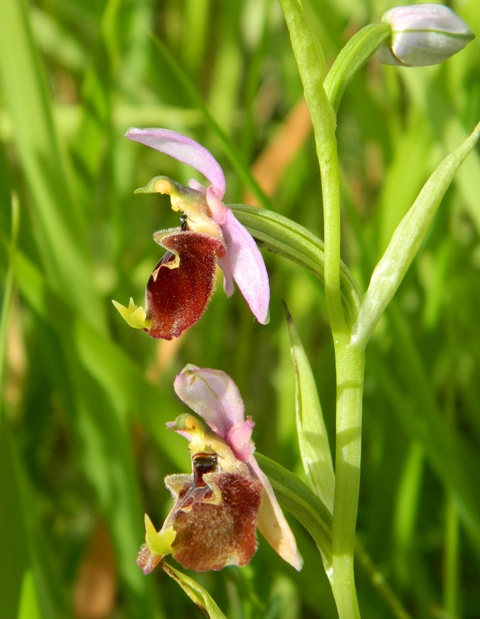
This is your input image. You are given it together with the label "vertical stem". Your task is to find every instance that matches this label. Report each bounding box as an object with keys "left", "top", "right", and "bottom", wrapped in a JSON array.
[
  {"left": 330, "top": 341, "right": 365, "bottom": 619},
  {"left": 278, "top": 2, "right": 366, "bottom": 616},
  {"left": 321, "top": 131, "right": 348, "bottom": 337},
  {"left": 317, "top": 70, "right": 364, "bottom": 619}
]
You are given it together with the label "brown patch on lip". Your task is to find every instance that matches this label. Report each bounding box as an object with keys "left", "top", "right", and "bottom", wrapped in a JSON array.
[
  {"left": 145, "top": 231, "right": 225, "bottom": 339},
  {"left": 166, "top": 471, "right": 262, "bottom": 572}
]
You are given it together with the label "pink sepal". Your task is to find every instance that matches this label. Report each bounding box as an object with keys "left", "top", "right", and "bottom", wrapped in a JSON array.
[
  {"left": 217, "top": 210, "right": 270, "bottom": 324},
  {"left": 125, "top": 128, "right": 226, "bottom": 195}
]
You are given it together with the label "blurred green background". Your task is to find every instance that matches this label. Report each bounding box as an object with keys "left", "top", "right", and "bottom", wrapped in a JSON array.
[{"left": 1, "top": 0, "right": 480, "bottom": 617}]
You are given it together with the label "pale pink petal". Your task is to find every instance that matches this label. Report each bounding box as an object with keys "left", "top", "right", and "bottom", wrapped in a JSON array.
[
  {"left": 174, "top": 365, "right": 246, "bottom": 439},
  {"left": 227, "top": 417, "right": 255, "bottom": 461},
  {"left": 222, "top": 268, "right": 235, "bottom": 297},
  {"left": 125, "top": 128, "right": 226, "bottom": 196},
  {"left": 247, "top": 456, "right": 303, "bottom": 571},
  {"left": 217, "top": 209, "right": 270, "bottom": 324},
  {"left": 206, "top": 185, "right": 229, "bottom": 224},
  {"left": 188, "top": 179, "right": 207, "bottom": 194}
]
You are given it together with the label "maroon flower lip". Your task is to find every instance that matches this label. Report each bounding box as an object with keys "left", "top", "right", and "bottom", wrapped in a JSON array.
[
  {"left": 145, "top": 231, "right": 225, "bottom": 339},
  {"left": 164, "top": 468, "right": 263, "bottom": 572}
]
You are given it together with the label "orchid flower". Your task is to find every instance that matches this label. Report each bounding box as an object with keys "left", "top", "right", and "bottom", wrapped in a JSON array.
[
  {"left": 113, "top": 129, "right": 270, "bottom": 340},
  {"left": 137, "top": 365, "right": 303, "bottom": 573}
]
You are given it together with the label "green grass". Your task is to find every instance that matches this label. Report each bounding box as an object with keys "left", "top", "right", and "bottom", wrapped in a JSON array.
[{"left": 1, "top": 0, "right": 480, "bottom": 617}]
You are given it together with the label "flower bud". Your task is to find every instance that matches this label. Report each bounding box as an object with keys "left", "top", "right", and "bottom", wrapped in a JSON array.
[{"left": 377, "top": 4, "right": 474, "bottom": 67}]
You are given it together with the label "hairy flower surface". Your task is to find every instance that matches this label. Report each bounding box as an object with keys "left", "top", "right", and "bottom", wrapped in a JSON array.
[
  {"left": 137, "top": 365, "right": 302, "bottom": 573},
  {"left": 113, "top": 129, "right": 270, "bottom": 339}
]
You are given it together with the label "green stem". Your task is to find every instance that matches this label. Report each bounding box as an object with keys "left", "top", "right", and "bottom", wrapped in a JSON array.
[
  {"left": 320, "top": 42, "right": 364, "bottom": 619},
  {"left": 324, "top": 24, "right": 391, "bottom": 112},
  {"left": 320, "top": 60, "right": 364, "bottom": 619},
  {"left": 321, "top": 124, "right": 348, "bottom": 337},
  {"left": 276, "top": 0, "right": 346, "bottom": 337},
  {"left": 330, "top": 340, "right": 365, "bottom": 619},
  {"left": 277, "top": 3, "right": 382, "bottom": 617}
]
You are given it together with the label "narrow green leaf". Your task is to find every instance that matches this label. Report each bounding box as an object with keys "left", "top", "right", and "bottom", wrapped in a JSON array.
[
  {"left": 353, "top": 120, "right": 480, "bottom": 349},
  {"left": 400, "top": 69, "right": 480, "bottom": 236},
  {"left": 370, "top": 305, "right": 480, "bottom": 553},
  {"left": 256, "top": 453, "right": 332, "bottom": 566},
  {"left": 1, "top": 249, "right": 163, "bottom": 618},
  {"left": 0, "top": 419, "right": 32, "bottom": 619},
  {"left": 17, "top": 571, "right": 41, "bottom": 619},
  {"left": 161, "top": 563, "right": 228, "bottom": 619},
  {"left": 0, "top": 194, "right": 19, "bottom": 392},
  {"left": 0, "top": 416, "right": 64, "bottom": 619},
  {"left": 4, "top": 241, "right": 185, "bottom": 468},
  {"left": 0, "top": 199, "right": 32, "bottom": 619},
  {"left": 230, "top": 204, "right": 361, "bottom": 324},
  {"left": 285, "top": 308, "right": 335, "bottom": 513},
  {"left": 0, "top": 0, "right": 105, "bottom": 332}
]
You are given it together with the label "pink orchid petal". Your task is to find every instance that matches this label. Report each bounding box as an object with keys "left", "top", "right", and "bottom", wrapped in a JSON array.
[
  {"left": 207, "top": 185, "right": 229, "bottom": 224},
  {"left": 217, "top": 209, "right": 270, "bottom": 324},
  {"left": 247, "top": 456, "right": 303, "bottom": 571},
  {"left": 125, "top": 128, "right": 226, "bottom": 196},
  {"left": 188, "top": 179, "right": 207, "bottom": 194},
  {"left": 222, "top": 268, "right": 235, "bottom": 297},
  {"left": 174, "top": 365, "right": 247, "bottom": 440},
  {"left": 227, "top": 417, "right": 255, "bottom": 461}
]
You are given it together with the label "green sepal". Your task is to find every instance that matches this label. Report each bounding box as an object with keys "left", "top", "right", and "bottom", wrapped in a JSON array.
[
  {"left": 112, "top": 298, "right": 151, "bottom": 331},
  {"left": 144, "top": 516, "right": 176, "bottom": 558}
]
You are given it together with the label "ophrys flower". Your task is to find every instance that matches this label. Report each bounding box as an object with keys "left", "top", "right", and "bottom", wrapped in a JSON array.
[
  {"left": 113, "top": 129, "right": 270, "bottom": 339},
  {"left": 137, "top": 365, "right": 302, "bottom": 573}
]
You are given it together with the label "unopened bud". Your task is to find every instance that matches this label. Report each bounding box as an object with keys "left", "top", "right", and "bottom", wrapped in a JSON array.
[{"left": 377, "top": 4, "right": 474, "bottom": 67}]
